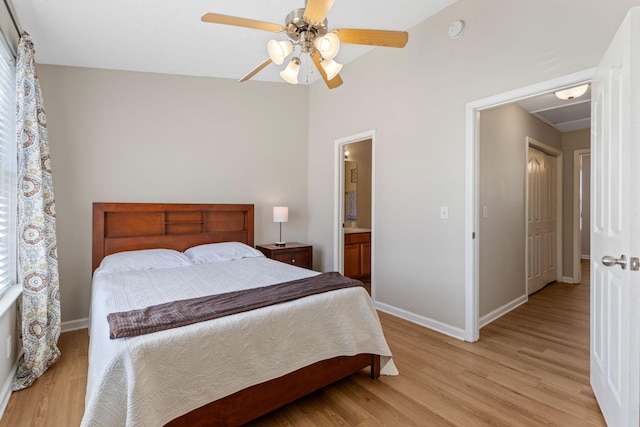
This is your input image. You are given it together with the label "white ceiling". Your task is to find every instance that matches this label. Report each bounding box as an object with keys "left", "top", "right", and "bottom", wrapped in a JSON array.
[
  {"left": 12, "top": 0, "right": 458, "bottom": 85},
  {"left": 12, "top": 0, "right": 591, "bottom": 128},
  {"left": 517, "top": 86, "right": 591, "bottom": 133}
]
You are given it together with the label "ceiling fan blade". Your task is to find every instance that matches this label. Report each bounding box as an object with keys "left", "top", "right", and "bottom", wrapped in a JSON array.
[
  {"left": 239, "top": 58, "right": 273, "bottom": 82},
  {"left": 311, "top": 51, "right": 343, "bottom": 89},
  {"left": 304, "top": 0, "right": 335, "bottom": 26},
  {"left": 201, "top": 13, "right": 284, "bottom": 33},
  {"left": 326, "top": 73, "right": 343, "bottom": 89},
  {"left": 333, "top": 28, "right": 408, "bottom": 48}
]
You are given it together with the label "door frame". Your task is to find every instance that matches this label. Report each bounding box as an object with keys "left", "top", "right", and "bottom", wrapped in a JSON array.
[
  {"left": 573, "top": 149, "right": 591, "bottom": 285},
  {"left": 334, "top": 130, "right": 376, "bottom": 297},
  {"left": 464, "top": 68, "right": 595, "bottom": 342},
  {"left": 525, "top": 138, "right": 563, "bottom": 295}
]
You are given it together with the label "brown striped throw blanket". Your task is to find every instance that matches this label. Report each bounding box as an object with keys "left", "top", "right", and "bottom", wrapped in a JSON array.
[{"left": 107, "top": 271, "right": 363, "bottom": 339}]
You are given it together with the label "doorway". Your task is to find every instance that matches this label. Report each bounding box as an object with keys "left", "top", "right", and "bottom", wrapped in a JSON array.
[
  {"left": 464, "top": 68, "right": 595, "bottom": 342},
  {"left": 334, "top": 130, "right": 375, "bottom": 297}
]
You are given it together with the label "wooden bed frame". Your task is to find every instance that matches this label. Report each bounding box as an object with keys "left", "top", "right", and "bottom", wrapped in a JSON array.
[{"left": 92, "top": 202, "right": 380, "bottom": 426}]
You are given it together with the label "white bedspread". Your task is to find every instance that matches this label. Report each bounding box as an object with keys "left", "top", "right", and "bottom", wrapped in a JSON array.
[{"left": 81, "top": 257, "right": 393, "bottom": 427}]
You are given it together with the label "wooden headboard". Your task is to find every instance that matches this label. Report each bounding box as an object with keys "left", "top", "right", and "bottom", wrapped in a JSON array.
[{"left": 92, "top": 203, "right": 254, "bottom": 271}]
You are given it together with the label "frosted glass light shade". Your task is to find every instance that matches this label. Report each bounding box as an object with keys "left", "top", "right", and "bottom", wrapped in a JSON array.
[
  {"left": 314, "top": 32, "right": 340, "bottom": 60},
  {"left": 321, "top": 59, "right": 343, "bottom": 80},
  {"left": 280, "top": 57, "right": 301, "bottom": 84},
  {"left": 554, "top": 84, "right": 589, "bottom": 100},
  {"left": 273, "top": 206, "right": 289, "bottom": 223},
  {"left": 267, "top": 40, "right": 293, "bottom": 65}
]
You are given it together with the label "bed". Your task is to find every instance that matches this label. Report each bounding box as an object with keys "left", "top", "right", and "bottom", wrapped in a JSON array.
[{"left": 83, "top": 202, "right": 394, "bottom": 426}]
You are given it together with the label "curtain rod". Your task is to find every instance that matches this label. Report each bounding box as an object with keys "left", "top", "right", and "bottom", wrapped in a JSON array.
[{"left": 2, "top": 0, "right": 19, "bottom": 37}]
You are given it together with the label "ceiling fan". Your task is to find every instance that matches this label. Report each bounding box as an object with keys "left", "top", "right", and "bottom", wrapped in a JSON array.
[{"left": 201, "top": 0, "right": 409, "bottom": 89}]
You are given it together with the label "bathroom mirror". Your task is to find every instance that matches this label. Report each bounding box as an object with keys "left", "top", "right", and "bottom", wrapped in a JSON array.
[{"left": 345, "top": 160, "right": 357, "bottom": 223}]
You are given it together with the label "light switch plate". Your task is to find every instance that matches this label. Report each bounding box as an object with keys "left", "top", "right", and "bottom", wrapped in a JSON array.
[{"left": 440, "top": 206, "right": 449, "bottom": 219}]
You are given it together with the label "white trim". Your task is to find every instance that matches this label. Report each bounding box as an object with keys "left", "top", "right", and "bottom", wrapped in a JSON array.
[
  {"left": 465, "top": 68, "right": 596, "bottom": 342},
  {"left": 375, "top": 302, "right": 466, "bottom": 341},
  {"left": 0, "top": 358, "right": 18, "bottom": 420},
  {"left": 334, "top": 130, "right": 376, "bottom": 298},
  {"left": 61, "top": 318, "right": 88, "bottom": 332},
  {"left": 464, "top": 104, "right": 480, "bottom": 342},
  {"left": 573, "top": 149, "right": 591, "bottom": 285},
  {"left": 0, "top": 285, "right": 21, "bottom": 319},
  {"left": 563, "top": 276, "right": 577, "bottom": 284},
  {"left": 479, "top": 294, "right": 528, "bottom": 328}
]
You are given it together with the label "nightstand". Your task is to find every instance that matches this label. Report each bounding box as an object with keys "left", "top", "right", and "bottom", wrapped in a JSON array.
[{"left": 256, "top": 242, "right": 313, "bottom": 270}]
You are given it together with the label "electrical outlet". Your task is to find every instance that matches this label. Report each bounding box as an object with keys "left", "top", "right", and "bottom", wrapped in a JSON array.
[{"left": 6, "top": 335, "right": 10, "bottom": 359}]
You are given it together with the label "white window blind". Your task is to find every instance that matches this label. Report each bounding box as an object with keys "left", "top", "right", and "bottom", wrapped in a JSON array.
[{"left": 0, "top": 31, "right": 16, "bottom": 296}]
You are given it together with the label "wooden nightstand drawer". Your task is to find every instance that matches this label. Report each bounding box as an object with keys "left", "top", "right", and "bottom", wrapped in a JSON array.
[
  {"left": 272, "top": 250, "right": 310, "bottom": 268},
  {"left": 256, "top": 242, "right": 313, "bottom": 270}
]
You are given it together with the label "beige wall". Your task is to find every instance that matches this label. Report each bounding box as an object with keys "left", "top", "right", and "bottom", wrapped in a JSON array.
[
  {"left": 307, "top": 0, "right": 640, "bottom": 331},
  {"left": 33, "top": 0, "right": 640, "bottom": 336},
  {"left": 562, "top": 129, "right": 591, "bottom": 278},
  {"left": 38, "top": 65, "right": 309, "bottom": 322},
  {"left": 478, "top": 103, "right": 561, "bottom": 318}
]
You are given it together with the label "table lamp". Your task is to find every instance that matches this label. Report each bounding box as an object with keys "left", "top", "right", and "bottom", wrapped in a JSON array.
[{"left": 273, "top": 206, "right": 288, "bottom": 247}]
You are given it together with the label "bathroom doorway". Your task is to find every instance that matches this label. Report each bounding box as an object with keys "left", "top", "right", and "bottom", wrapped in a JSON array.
[{"left": 334, "top": 131, "right": 375, "bottom": 296}]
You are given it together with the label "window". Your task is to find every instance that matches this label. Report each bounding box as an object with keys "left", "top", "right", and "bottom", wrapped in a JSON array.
[{"left": 0, "top": 31, "right": 16, "bottom": 296}]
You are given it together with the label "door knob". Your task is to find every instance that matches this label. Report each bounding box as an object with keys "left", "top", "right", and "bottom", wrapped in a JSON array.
[{"left": 602, "top": 254, "right": 627, "bottom": 269}]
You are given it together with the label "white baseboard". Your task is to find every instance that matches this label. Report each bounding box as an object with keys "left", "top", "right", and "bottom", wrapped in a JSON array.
[
  {"left": 374, "top": 302, "right": 466, "bottom": 341},
  {"left": 0, "top": 359, "right": 18, "bottom": 421},
  {"left": 61, "top": 318, "right": 88, "bottom": 332},
  {"left": 479, "top": 294, "right": 528, "bottom": 329},
  {"left": 581, "top": 255, "right": 590, "bottom": 260},
  {"left": 562, "top": 276, "right": 579, "bottom": 284}
]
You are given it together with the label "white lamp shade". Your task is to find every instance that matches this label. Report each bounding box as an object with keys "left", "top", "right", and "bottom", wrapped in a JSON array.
[
  {"left": 280, "top": 57, "right": 300, "bottom": 84},
  {"left": 314, "top": 32, "right": 340, "bottom": 60},
  {"left": 321, "top": 59, "right": 343, "bottom": 80},
  {"left": 273, "top": 206, "right": 289, "bottom": 223},
  {"left": 267, "top": 40, "right": 293, "bottom": 65},
  {"left": 554, "top": 84, "right": 589, "bottom": 100}
]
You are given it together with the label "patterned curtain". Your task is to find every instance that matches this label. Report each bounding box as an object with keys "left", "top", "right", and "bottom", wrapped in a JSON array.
[{"left": 12, "top": 31, "right": 61, "bottom": 391}]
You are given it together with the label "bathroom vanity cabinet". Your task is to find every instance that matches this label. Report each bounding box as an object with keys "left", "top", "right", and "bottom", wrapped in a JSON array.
[{"left": 344, "top": 231, "right": 371, "bottom": 279}]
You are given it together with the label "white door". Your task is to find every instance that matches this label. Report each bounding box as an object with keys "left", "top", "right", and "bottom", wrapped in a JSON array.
[
  {"left": 527, "top": 147, "right": 557, "bottom": 294},
  {"left": 590, "top": 7, "right": 640, "bottom": 426}
]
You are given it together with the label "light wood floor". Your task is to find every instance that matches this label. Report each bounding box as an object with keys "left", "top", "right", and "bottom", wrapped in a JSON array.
[{"left": 1, "top": 261, "right": 603, "bottom": 426}]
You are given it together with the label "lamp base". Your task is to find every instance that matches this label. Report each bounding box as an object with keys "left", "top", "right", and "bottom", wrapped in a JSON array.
[{"left": 274, "top": 241, "right": 286, "bottom": 247}]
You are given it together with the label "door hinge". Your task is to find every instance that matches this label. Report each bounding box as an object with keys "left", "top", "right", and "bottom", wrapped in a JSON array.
[
  {"left": 472, "top": 232, "right": 476, "bottom": 239},
  {"left": 631, "top": 257, "right": 640, "bottom": 271}
]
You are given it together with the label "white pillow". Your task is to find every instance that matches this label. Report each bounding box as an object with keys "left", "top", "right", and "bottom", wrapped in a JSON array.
[
  {"left": 184, "top": 242, "right": 264, "bottom": 264},
  {"left": 96, "top": 248, "right": 193, "bottom": 274}
]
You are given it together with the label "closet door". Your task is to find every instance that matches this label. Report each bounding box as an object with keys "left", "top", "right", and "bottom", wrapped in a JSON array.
[{"left": 527, "top": 146, "right": 557, "bottom": 294}]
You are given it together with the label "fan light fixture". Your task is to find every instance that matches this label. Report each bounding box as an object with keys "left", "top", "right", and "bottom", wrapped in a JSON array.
[
  {"left": 314, "top": 32, "right": 340, "bottom": 60},
  {"left": 555, "top": 84, "right": 589, "bottom": 100},
  {"left": 201, "top": 1, "right": 410, "bottom": 89},
  {"left": 267, "top": 40, "right": 294, "bottom": 65},
  {"left": 268, "top": 29, "right": 341, "bottom": 85},
  {"left": 321, "top": 58, "right": 342, "bottom": 80},
  {"left": 280, "top": 57, "right": 301, "bottom": 84}
]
